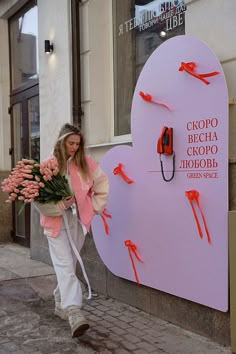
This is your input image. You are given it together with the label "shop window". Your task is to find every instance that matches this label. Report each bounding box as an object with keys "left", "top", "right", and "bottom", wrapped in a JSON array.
[{"left": 113, "top": 0, "right": 186, "bottom": 136}]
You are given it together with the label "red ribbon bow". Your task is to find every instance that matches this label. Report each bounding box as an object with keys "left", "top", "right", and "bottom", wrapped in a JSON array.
[
  {"left": 124, "top": 240, "right": 143, "bottom": 284},
  {"left": 139, "top": 91, "right": 172, "bottom": 110},
  {"left": 139, "top": 91, "right": 152, "bottom": 102},
  {"left": 113, "top": 163, "right": 134, "bottom": 184},
  {"left": 178, "top": 61, "right": 220, "bottom": 85},
  {"left": 100, "top": 208, "right": 112, "bottom": 235},
  {"left": 185, "top": 189, "right": 211, "bottom": 244}
]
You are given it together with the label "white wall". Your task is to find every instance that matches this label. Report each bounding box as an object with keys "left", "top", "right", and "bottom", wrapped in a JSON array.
[
  {"left": 38, "top": 0, "right": 72, "bottom": 160},
  {"left": 186, "top": 0, "right": 236, "bottom": 61},
  {"left": 186, "top": 0, "right": 236, "bottom": 159},
  {"left": 80, "top": 0, "right": 114, "bottom": 148}
]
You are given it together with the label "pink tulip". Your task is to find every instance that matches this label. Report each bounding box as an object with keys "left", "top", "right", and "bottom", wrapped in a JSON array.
[
  {"left": 46, "top": 168, "right": 53, "bottom": 176},
  {"left": 21, "top": 169, "right": 33, "bottom": 174},
  {"left": 22, "top": 174, "right": 33, "bottom": 179},
  {"left": 53, "top": 167, "right": 59, "bottom": 175}
]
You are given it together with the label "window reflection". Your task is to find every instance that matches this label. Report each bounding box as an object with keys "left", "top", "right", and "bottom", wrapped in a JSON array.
[
  {"left": 13, "top": 103, "right": 23, "bottom": 164},
  {"left": 12, "top": 103, "right": 25, "bottom": 238},
  {"left": 10, "top": 5, "right": 38, "bottom": 89},
  {"left": 113, "top": 0, "right": 185, "bottom": 136},
  {"left": 28, "top": 96, "right": 40, "bottom": 162}
]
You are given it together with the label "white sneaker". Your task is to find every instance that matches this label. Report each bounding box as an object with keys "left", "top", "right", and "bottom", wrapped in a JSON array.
[
  {"left": 67, "top": 306, "right": 89, "bottom": 337},
  {"left": 54, "top": 303, "right": 68, "bottom": 320}
]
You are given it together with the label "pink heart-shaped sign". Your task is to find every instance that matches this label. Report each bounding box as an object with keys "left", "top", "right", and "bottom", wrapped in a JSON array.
[{"left": 92, "top": 35, "right": 228, "bottom": 312}]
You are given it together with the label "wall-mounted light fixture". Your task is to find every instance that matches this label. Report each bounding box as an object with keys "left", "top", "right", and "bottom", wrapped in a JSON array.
[
  {"left": 44, "top": 40, "right": 54, "bottom": 54},
  {"left": 159, "top": 31, "right": 167, "bottom": 39}
]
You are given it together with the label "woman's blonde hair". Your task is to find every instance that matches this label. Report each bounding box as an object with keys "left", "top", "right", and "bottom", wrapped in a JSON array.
[{"left": 53, "top": 123, "right": 89, "bottom": 177}]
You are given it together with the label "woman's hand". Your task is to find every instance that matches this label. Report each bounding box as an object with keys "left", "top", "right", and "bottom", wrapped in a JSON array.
[{"left": 62, "top": 196, "right": 75, "bottom": 209}]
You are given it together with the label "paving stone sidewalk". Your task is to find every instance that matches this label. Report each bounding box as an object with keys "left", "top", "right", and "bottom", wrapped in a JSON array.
[
  {"left": 0, "top": 243, "right": 232, "bottom": 354},
  {"left": 0, "top": 275, "right": 232, "bottom": 354}
]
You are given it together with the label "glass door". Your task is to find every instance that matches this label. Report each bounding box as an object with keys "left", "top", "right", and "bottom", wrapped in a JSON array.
[
  {"left": 9, "top": 1, "right": 39, "bottom": 247},
  {"left": 10, "top": 86, "right": 39, "bottom": 247},
  {"left": 12, "top": 102, "right": 27, "bottom": 243}
]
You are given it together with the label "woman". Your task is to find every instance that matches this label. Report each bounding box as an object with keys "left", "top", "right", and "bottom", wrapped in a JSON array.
[{"left": 34, "top": 123, "right": 109, "bottom": 337}]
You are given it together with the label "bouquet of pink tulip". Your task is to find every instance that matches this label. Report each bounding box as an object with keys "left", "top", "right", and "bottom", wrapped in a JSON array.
[{"left": 1, "top": 157, "right": 72, "bottom": 205}]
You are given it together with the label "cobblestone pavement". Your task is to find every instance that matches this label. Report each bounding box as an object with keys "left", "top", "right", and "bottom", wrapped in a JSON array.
[{"left": 0, "top": 274, "right": 232, "bottom": 354}]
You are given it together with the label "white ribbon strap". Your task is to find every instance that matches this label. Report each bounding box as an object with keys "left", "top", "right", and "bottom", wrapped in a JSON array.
[{"left": 62, "top": 210, "right": 92, "bottom": 300}]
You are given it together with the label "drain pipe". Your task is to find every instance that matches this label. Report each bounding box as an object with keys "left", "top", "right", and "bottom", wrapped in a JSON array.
[{"left": 71, "top": 0, "right": 83, "bottom": 128}]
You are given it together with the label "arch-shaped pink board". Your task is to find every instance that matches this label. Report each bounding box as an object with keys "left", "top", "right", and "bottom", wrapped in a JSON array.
[{"left": 92, "top": 35, "right": 228, "bottom": 311}]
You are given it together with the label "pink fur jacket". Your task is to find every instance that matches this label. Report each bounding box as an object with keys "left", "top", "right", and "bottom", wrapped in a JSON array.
[{"left": 34, "top": 155, "right": 109, "bottom": 237}]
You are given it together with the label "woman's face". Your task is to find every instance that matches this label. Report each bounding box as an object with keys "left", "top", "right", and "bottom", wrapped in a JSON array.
[{"left": 65, "top": 134, "right": 81, "bottom": 157}]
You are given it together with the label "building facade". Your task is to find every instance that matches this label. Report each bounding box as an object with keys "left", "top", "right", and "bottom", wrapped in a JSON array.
[{"left": 0, "top": 0, "right": 236, "bottom": 346}]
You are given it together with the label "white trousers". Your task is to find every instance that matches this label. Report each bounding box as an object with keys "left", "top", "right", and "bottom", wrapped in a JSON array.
[{"left": 47, "top": 210, "right": 85, "bottom": 309}]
